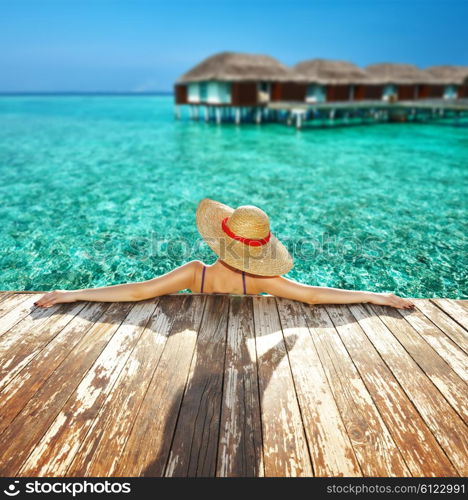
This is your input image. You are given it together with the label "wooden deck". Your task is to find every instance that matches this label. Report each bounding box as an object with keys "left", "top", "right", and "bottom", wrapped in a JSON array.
[
  {"left": 267, "top": 98, "right": 468, "bottom": 112},
  {"left": 0, "top": 291, "right": 467, "bottom": 477}
]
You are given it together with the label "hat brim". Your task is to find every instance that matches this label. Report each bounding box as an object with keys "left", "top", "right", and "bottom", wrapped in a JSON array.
[{"left": 196, "top": 198, "right": 293, "bottom": 276}]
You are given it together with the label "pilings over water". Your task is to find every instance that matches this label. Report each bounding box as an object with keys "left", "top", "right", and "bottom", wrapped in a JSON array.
[
  {"left": 174, "top": 100, "right": 468, "bottom": 129},
  {"left": 180, "top": 105, "right": 275, "bottom": 124}
]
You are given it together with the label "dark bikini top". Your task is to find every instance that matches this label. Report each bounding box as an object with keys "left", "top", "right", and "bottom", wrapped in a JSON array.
[{"left": 200, "top": 265, "right": 247, "bottom": 294}]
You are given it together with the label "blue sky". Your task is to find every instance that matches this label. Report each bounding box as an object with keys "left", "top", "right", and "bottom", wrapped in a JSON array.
[{"left": 1, "top": 0, "right": 467, "bottom": 92}]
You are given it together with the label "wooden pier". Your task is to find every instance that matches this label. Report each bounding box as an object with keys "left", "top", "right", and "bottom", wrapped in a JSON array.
[
  {"left": 176, "top": 98, "right": 468, "bottom": 128},
  {"left": 0, "top": 291, "right": 467, "bottom": 477}
]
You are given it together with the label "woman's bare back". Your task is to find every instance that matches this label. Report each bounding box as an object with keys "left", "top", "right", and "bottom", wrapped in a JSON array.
[{"left": 192, "top": 260, "right": 259, "bottom": 295}]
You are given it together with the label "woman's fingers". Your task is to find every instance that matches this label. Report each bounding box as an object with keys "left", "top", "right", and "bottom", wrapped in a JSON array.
[
  {"left": 34, "top": 294, "right": 47, "bottom": 307},
  {"left": 386, "top": 293, "right": 415, "bottom": 309},
  {"left": 400, "top": 299, "right": 415, "bottom": 309},
  {"left": 34, "top": 291, "right": 60, "bottom": 307}
]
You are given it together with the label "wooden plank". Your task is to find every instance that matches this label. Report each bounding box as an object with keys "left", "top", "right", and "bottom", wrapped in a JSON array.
[
  {"left": 0, "top": 299, "right": 70, "bottom": 355},
  {"left": 400, "top": 301, "right": 468, "bottom": 384},
  {"left": 454, "top": 300, "right": 468, "bottom": 310},
  {"left": 0, "top": 292, "right": 13, "bottom": 305},
  {"left": 0, "top": 293, "right": 30, "bottom": 320},
  {"left": 66, "top": 295, "right": 204, "bottom": 477},
  {"left": 0, "top": 302, "right": 88, "bottom": 393},
  {"left": 376, "top": 302, "right": 468, "bottom": 420},
  {"left": 252, "top": 296, "right": 312, "bottom": 477},
  {"left": 347, "top": 304, "right": 459, "bottom": 476},
  {"left": 17, "top": 298, "right": 159, "bottom": 476},
  {"left": 303, "top": 304, "right": 409, "bottom": 476},
  {"left": 431, "top": 299, "right": 468, "bottom": 331},
  {"left": 276, "top": 298, "right": 361, "bottom": 477},
  {"left": 369, "top": 303, "right": 468, "bottom": 475},
  {"left": 109, "top": 295, "right": 207, "bottom": 477},
  {"left": 0, "top": 302, "right": 109, "bottom": 434},
  {"left": 216, "top": 296, "right": 264, "bottom": 477},
  {"left": 0, "top": 294, "right": 40, "bottom": 335},
  {"left": 0, "top": 300, "right": 136, "bottom": 476},
  {"left": 164, "top": 295, "right": 229, "bottom": 477},
  {"left": 412, "top": 299, "right": 467, "bottom": 354}
]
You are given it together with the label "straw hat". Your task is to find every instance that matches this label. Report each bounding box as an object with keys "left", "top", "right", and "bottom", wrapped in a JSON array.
[{"left": 196, "top": 198, "right": 293, "bottom": 276}]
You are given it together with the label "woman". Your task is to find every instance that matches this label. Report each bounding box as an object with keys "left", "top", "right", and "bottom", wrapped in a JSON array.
[{"left": 34, "top": 198, "right": 415, "bottom": 310}]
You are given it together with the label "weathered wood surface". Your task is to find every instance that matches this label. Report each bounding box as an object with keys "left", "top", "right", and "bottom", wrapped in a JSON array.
[
  {"left": 253, "top": 296, "right": 312, "bottom": 476},
  {"left": 307, "top": 304, "right": 409, "bottom": 476},
  {"left": 216, "top": 296, "right": 263, "bottom": 477},
  {"left": 0, "top": 291, "right": 466, "bottom": 477},
  {"left": 67, "top": 295, "right": 193, "bottom": 476}
]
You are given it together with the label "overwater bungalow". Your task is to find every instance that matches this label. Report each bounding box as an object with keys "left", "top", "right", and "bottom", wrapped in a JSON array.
[
  {"left": 292, "top": 59, "right": 372, "bottom": 102},
  {"left": 174, "top": 52, "right": 468, "bottom": 127},
  {"left": 174, "top": 51, "right": 304, "bottom": 122},
  {"left": 421, "top": 66, "right": 468, "bottom": 99},
  {"left": 363, "top": 63, "right": 430, "bottom": 101}
]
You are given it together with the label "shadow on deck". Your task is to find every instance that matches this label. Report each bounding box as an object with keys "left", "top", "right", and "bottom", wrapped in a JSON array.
[{"left": 0, "top": 291, "right": 467, "bottom": 477}]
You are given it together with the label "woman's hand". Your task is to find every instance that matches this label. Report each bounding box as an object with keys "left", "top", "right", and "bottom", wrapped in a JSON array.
[
  {"left": 34, "top": 290, "right": 77, "bottom": 308},
  {"left": 369, "top": 292, "right": 415, "bottom": 309}
]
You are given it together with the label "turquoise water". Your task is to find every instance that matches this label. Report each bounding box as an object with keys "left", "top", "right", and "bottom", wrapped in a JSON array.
[{"left": 0, "top": 95, "right": 466, "bottom": 298}]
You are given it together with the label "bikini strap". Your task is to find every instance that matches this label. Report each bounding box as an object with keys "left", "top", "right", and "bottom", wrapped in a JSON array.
[
  {"left": 200, "top": 265, "right": 206, "bottom": 293},
  {"left": 242, "top": 271, "right": 247, "bottom": 295}
]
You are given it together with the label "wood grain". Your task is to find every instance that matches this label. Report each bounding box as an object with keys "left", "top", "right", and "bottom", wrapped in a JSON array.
[
  {"left": 276, "top": 299, "right": 361, "bottom": 476},
  {"left": 399, "top": 301, "right": 468, "bottom": 385},
  {"left": 18, "top": 299, "right": 159, "bottom": 476},
  {"left": 0, "top": 302, "right": 110, "bottom": 434},
  {"left": 412, "top": 299, "right": 467, "bottom": 354},
  {"left": 216, "top": 295, "right": 263, "bottom": 477},
  {"left": 0, "top": 295, "right": 466, "bottom": 477},
  {"left": 74, "top": 294, "right": 206, "bottom": 477},
  {"left": 0, "top": 302, "right": 88, "bottom": 393},
  {"left": 369, "top": 303, "right": 468, "bottom": 475},
  {"left": 164, "top": 295, "right": 229, "bottom": 477},
  {"left": 304, "top": 304, "right": 409, "bottom": 476},
  {"left": 0, "top": 293, "right": 26, "bottom": 319},
  {"left": 0, "top": 300, "right": 136, "bottom": 476},
  {"left": 431, "top": 299, "right": 468, "bottom": 331},
  {"left": 253, "top": 296, "right": 313, "bottom": 477},
  {"left": 0, "top": 294, "right": 51, "bottom": 338},
  {"left": 348, "top": 303, "right": 459, "bottom": 476}
]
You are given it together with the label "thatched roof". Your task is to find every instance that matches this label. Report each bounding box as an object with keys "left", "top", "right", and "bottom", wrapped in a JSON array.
[
  {"left": 176, "top": 53, "right": 468, "bottom": 86},
  {"left": 293, "top": 59, "right": 372, "bottom": 84},
  {"left": 364, "top": 63, "right": 432, "bottom": 84},
  {"left": 423, "top": 65, "right": 468, "bottom": 84},
  {"left": 176, "top": 51, "right": 301, "bottom": 83}
]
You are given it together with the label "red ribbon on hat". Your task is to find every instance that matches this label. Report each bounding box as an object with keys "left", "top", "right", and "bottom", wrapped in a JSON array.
[{"left": 221, "top": 217, "right": 271, "bottom": 247}]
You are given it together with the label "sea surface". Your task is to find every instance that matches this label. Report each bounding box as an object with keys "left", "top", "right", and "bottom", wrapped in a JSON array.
[{"left": 0, "top": 95, "right": 466, "bottom": 298}]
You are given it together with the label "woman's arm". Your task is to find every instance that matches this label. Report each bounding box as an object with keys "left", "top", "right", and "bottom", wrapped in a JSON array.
[
  {"left": 257, "top": 276, "right": 415, "bottom": 309},
  {"left": 34, "top": 260, "right": 202, "bottom": 308}
]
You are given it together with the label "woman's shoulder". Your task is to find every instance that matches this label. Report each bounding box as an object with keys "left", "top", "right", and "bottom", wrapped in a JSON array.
[
  {"left": 181, "top": 260, "right": 205, "bottom": 279},
  {"left": 188, "top": 259, "right": 205, "bottom": 267},
  {"left": 167, "top": 260, "right": 205, "bottom": 281},
  {"left": 177, "top": 260, "right": 206, "bottom": 270}
]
